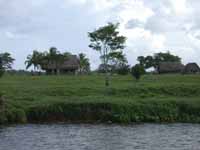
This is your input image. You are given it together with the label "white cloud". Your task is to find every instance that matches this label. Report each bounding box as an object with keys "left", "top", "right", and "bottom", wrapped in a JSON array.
[
  {"left": 169, "top": 0, "right": 188, "bottom": 15},
  {"left": 5, "top": 31, "right": 15, "bottom": 39},
  {"left": 0, "top": 0, "right": 200, "bottom": 69}
]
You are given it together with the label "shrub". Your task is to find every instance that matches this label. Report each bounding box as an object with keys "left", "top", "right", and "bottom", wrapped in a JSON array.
[
  {"left": 131, "top": 64, "right": 145, "bottom": 80},
  {"left": 117, "top": 65, "right": 130, "bottom": 75}
]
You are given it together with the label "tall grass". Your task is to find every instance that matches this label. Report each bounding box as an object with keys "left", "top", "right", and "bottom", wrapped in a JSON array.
[{"left": 0, "top": 74, "right": 200, "bottom": 124}]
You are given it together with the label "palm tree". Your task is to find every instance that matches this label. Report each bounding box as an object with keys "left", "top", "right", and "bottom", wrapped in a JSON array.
[
  {"left": 25, "top": 50, "right": 44, "bottom": 71},
  {"left": 78, "top": 53, "right": 90, "bottom": 74},
  {"left": 45, "top": 47, "right": 70, "bottom": 75},
  {"left": 26, "top": 48, "right": 71, "bottom": 75}
]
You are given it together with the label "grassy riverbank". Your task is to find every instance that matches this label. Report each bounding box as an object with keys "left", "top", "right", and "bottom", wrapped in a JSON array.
[{"left": 0, "top": 74, "right": 200, "bottom": 124}]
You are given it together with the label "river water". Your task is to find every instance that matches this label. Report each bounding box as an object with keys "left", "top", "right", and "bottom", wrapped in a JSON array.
[{"left": 0, "top": 124, "right": 200, "bottom": 150}]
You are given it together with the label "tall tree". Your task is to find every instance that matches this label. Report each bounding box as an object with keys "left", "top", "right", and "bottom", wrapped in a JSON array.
[
  {"left": 25, "top": 50, "right": 44, "bottom": 71},
  {"left": 0, "top": 52, "right": 15, "bottom": 70},
  {"left": 45, "top": 47, "right": 69, "bottom": 75},
  {"left": 88, "top": 23, "right": 126, "bottom": 86},
  {"left": 0, "top": 52, "right": 15, "bottom": 77},
  {"left": 78, "top": 53, "right": 90, "bottom": 74}
]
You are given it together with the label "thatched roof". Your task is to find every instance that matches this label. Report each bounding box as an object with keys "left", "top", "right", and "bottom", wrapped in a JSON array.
[
  {"left": 158, "top": 62, "right": 184, "bottom": 73},
  {"left": 183, "top": 63, "right": 200, "bottom": 74},
  {"left": 41, "top": 55, "right": 80, "bottom": 70}
]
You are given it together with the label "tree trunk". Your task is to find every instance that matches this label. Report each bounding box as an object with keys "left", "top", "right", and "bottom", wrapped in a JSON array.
[
  {"left": 105, "top": 73, "right": 110, "bottom": 87},
  {"left": 56, "top": 69, "right": 60, "bottom": 75}
]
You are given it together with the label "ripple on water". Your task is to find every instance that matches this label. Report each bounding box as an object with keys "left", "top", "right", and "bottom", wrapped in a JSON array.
[{"left": 0, "top": 124, "right": 200, "bottom": 150}]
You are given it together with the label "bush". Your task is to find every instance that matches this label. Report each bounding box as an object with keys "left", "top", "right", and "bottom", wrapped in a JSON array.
[
  {"left": 131, "top": 64, "right": 145, "bottom": 80},
  {"left": 117, "top": 65, "right": 130, "bottom": 75}
]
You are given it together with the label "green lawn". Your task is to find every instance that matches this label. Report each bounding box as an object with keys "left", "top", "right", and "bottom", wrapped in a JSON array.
[{"left": 0, "top": 74, "right": 200, "bottom": 124}]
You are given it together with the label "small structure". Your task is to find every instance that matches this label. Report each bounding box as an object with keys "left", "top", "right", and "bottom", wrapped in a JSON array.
[
  {"left": 183, "top": 63, "right": 200, "bottom": 74},
  {"left": 41, "top": 55, "right": 80, "bottom": 74},
  {"left": 158, "top": 62, "right": 184, "bottom": 74}
]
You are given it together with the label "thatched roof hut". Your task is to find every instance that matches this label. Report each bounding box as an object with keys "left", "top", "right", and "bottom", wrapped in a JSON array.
[
  {"left": 41, "top": 55, "right": 80, "bottom": 74},
  {"left": 158, "top": 62, "right": 184, "bottom": 74},
  {"left": 183, "top": 63, "right": 200, "bottom": 74}
]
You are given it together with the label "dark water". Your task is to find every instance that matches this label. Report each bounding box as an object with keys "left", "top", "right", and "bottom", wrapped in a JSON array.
[{"left": 0, "top": 124, "right": 200, "bottom": 150}]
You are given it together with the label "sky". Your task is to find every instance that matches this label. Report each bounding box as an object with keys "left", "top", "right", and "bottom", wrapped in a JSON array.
[{"left": 0, "top": 0, "right": 200, "bottom": 70}]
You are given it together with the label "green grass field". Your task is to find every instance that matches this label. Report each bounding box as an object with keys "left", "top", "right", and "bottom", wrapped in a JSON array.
[{"left": 0, "top": 74, "right": 200, "bottom": 124}]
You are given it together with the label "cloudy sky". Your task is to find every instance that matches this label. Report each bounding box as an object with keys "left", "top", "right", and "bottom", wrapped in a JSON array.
[{"left": 0, "top": 0, "right": 200, "bottom": 70}]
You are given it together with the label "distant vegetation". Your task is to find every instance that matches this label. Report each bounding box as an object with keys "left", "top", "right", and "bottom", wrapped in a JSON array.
[
  {"left": 25, "top": 47, "right": 73, "bottom": 74},
  {"left": 78, "top": 53, "right": 90, "bottom": 74},
  {"left": 25, "top": 47, "right": 90, "bottom": 75},
  {"left": 0, "top": 52, "right": 15, "bottom": 77},
  {"left": 0, "top": 22, "right": 200, "bottom": 125},
  {"left": 131, "top": 64, "right": 145, "bottom": 80},
  {"left": 137, "top": 52, "right": 181, "bottom": 71}
]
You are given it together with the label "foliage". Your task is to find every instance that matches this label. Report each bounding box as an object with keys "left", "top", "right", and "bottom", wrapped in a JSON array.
[
  {"left": 0, "top": 52, "right": 15, "bottom": 78},
  {"left": 0, "top": 52, "right": 15, "bottom": 70},
  {"left": 108, "top": 51, "right": 129, "bottom": 74},
  {"left": 25, "top": 47, "right": 70, "bottom": 74},
  {"left": 25, "top": 50, "right": 44, "bottom": 70},
  {"left": 137, "top": 52, "right": 181, "bottom": 71},
  {"left": 45, "top": 47, "right": 70, "bottom": 74},
  {"left": 78, "top": 53, "right": 90, "bottom": 74},
  {"left": 88, "top": 23, "right": 126, "bottom": 86},
  {"left": 116, "top": 64, "right": 130, "bottom": 75},
  {"left": 131, "top": 64, "right": 145, "bottom": 80}
]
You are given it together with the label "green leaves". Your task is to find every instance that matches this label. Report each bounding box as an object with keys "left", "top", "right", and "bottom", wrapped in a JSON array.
[
  {"left": 25, "top": 48, "right": 71, "bottom": 73},
  {"left": 0, "top": 52, "right": 15, "bottom": 70},
  {"left": 88, "top": 23, "right": 126, "bottom": 52},
  {"left": 137, "top": 52, "right": 182, "bottom": 70},
  {"left": 131, "top": 64, "right": 145, "bottom": 80},
  {"left": 88, "top": 23, "right": 126, "bottom": 86},
  {"left": 0, "top": 52, "right": 15, "bottom": 77},
  {"left": 25, "top": 50, "right": 44, "bottom": 70},
  {"left": 78, "top": 53, "right": 90, "bottom": 74}
]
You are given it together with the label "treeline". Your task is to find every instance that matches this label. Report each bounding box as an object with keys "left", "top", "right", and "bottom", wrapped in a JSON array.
[
  {"left": 25, "top": 47, "right": 90, "bottom": 75},
  {"left": 0, "top": 23, "right": 183, "bottom": 86},
  {"left": 137, "top": 52, "right": 181, "bottom": 71},
  {"left": 0, "top": 50, "right": 181, "bottom": 77}
]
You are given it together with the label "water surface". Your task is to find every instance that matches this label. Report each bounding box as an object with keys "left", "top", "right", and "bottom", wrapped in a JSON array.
[{"left": 0, "top": 124, "right": 200, "bottom": 150}]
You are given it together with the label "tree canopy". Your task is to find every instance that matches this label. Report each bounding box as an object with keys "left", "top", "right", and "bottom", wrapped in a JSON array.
[
  {"left": 0, "top": 52, "right": 15, "bottom": 77},
  {"left": 137, "top": 52, "right": 181, "bottom": 71},
  {"left": 131, "top": 64, "right": 145, "bottom": 80},
  {"left": 25, "top": 47, "right": 70, "bottom": 74},
  {"left": 88, "top": 23, "right": 126, "bottom": 86},
  {"left": 0, "top": 52, "right": 15, "bottom": 70},
  {"left": 25, "top": 50, "right": 44, "bottom": 70},
  {"left": 78, "top": 53, "right": 90, "bottom": 74}
]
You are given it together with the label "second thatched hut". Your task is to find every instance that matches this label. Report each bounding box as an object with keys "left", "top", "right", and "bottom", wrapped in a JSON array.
[
  {"left": 183, "top": 63, "right": 200, "bottom": 74},
  {"left": 158, "top": 62, "right": 184, "bottom": 74}
]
